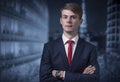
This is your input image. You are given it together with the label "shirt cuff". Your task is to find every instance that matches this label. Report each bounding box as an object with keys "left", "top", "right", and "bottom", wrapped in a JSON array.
[{"left": 62, "top": 71, "right": 65, "bottom": 80}]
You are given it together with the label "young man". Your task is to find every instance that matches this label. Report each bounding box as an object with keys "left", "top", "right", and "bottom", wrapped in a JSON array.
[{"left": 40, "top": 3, "right": 99, "bottom": 82}]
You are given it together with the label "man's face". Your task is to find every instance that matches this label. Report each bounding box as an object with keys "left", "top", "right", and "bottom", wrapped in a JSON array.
[{"left": 60, "top": 9, "right": 82, "bottom": 33}]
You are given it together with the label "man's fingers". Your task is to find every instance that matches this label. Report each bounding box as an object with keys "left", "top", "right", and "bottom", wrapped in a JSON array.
[
  {"left": 82, "top": 65, "right": 96, "bottom": 74},
  {"left": 88, "top": 70, "right": 94, "bottom": 74},
  {"left": 84, "top": 66, "right": 94, "bottom": 72},
  {"left": 87, "top": 67, "right": 96, "bottom": 74},
  {"left": 83, "top": 65, "right": 91, "bottom": 74}
]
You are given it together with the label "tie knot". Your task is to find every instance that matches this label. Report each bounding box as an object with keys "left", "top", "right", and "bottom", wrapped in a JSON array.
[{"left": 68, "top": 40, "right": 74, "bottom": 44}]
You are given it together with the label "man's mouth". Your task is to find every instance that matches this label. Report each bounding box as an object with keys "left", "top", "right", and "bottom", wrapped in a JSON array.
[{"left": 65, "top": 25, "right": 72, "bottom": 27}]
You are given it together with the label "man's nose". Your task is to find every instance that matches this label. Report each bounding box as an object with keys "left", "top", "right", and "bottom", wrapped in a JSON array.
[{"left": 67, "top": 17, "right": 72, "bottom": 23}]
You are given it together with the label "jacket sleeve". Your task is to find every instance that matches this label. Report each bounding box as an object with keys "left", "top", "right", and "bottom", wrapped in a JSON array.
[
  {"left": 64, "top": 47, "right": 100, "bottom": 82},
  {"left": 39, "top": 43, "right": 58, "bottom": 82}
]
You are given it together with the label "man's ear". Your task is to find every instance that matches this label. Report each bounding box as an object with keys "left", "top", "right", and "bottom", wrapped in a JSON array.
[
  {"left": 60, "top": 17, "right": 62, "bottom": 24},
  {"left": 80, "top": 18, "right": 83, "bottom": 24}
]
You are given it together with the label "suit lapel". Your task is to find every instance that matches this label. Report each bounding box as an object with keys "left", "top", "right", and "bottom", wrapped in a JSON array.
[
  {"left": 70, "top": 38, "right": 85, "bottom": 68},
  {"left": 56, "top": 37, "right": 69, "bottom": 68},
  {"left": 55, "top": 37, "right": 85, "bottom": 69}
]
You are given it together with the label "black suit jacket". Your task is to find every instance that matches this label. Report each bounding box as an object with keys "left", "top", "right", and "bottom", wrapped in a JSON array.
[{"left": 40, "top": 37, "right": 100, "bottom": 82}]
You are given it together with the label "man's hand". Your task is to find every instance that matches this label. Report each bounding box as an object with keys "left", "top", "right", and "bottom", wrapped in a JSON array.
[
  {"left": 82, "top": 65, "right": 96, "bottom": 74},
  {"left": 52, "top": 65, "right": 95, "bottom": 79},
  {"left": 52, "top": 70, "right": 57, "bottom": 77},
  {"left": 52, "top": 70, "right": 64, "bottom": 79}
]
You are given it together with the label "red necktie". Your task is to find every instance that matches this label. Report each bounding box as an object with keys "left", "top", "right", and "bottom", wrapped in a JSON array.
[{"left": 68, "top": 40, "right": 73, "bottom": 66}]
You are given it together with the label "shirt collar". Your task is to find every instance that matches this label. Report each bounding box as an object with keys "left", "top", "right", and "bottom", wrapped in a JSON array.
[{"left": 62, "top": 34, "right": 79, "bottom": 45}]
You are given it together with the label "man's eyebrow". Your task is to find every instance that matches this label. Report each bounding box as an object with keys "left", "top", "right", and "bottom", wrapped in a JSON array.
[
  {"left": 62, "top": 14, "right": 76, "bottom": 16},
  {"left": 62, "top": 14, "right": 67, "bottom": 16}
]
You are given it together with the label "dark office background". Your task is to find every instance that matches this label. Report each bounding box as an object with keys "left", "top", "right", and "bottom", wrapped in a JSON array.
[{"left": 0, "top": 0, "right": 120, "bottom": 82}]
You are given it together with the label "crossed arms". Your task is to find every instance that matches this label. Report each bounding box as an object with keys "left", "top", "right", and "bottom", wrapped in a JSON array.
[
  {"left": 40, "top": 43, "right": 100, "bottom": 82},
  {"left": 52, "top": 65, "right": 96, "bottom": 79}
]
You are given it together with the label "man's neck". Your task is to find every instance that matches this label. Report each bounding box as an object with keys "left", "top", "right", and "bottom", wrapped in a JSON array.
[{"left": 63, "top": 31, "right": 78, "bottom": 39}]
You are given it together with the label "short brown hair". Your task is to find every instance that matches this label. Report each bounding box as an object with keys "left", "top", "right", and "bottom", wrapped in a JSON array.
[{"left": 60, "top": 3, "right": 83, "bottom": 19}]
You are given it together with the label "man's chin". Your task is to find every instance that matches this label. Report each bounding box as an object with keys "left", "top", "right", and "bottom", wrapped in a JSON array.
[{"left": 65, "top": 30, "right": 73, "bottom": 33}]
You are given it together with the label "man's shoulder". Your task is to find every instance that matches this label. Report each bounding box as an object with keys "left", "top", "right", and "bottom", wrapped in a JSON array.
[
  {"left": 45, "top": 37, "right": 62, "bottom": 46},
  {"left": 80, "top": 38, "right": 96, "bottom": 49},
  {"left": 85, "top": 41, "right": 96, "bottom": 47}
]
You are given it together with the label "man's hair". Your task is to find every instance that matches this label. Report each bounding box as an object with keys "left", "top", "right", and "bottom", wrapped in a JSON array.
[{"left": 60, "top": 3, "right": 83, "bottom": 19}]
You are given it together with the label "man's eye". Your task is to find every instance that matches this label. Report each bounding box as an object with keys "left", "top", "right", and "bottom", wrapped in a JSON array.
[
  {"left": 72, "top": 16, "right": 77, "bottom": 19},
  {"left": 63, "top": 16, "right": 67, "bottom": 19}
]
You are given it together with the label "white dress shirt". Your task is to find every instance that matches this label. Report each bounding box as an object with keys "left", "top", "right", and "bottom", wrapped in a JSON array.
[
  {"left": 61, "top": 34, "right": 79, "bottom": 79},
  {"left": 62, "top": 34, "right": 79, "bottom": 59}
]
